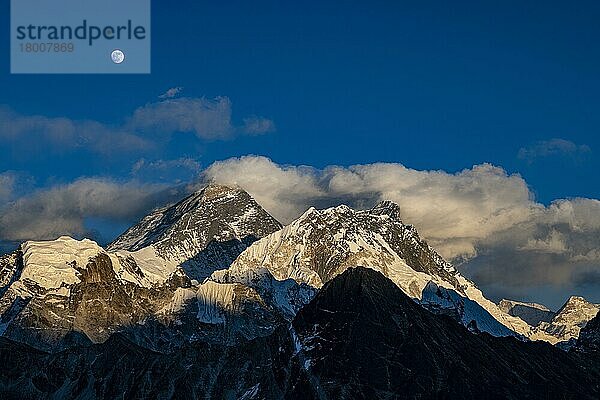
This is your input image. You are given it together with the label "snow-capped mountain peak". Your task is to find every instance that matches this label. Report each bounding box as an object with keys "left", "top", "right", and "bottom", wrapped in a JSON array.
[
  {"left": 0, "top": 186, "right": 594, "bottom": 352},
  {"left": 210, "top": 201, "right": 553, "bottom": 340},
  {"left": 108, "top": 183, "right": 283, "bottom": 280},
  {"left": 535, "top": 295, "right": 600, "bottom": 343},
  {"left": 0, "top": 185, "right": 288, "bottom": 350},
  {"left": 370, "top": 199, "right": 402, "bottom": 219}
]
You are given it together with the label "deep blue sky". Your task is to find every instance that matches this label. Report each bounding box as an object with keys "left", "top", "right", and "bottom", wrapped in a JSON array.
[{"left": 1, "top": 0, "right": 599, "bottom": 202}]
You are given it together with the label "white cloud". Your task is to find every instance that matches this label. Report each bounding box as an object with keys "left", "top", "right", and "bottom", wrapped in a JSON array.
[
  {"left": 0, "top": 178, "right": 180, "bottom": 242},
  {"left": 128, "top": 97, "right": 235, "bottom": 139},
  {"left": 203, "top": 156, "right": 324, "bottom": 224},
  {"left": 0, "top": 95, "right": 274, "bottom": 156},
  {"left": 0, "top": 106, "right": 152, "bottom": 154},
  {"left": 203, "top": 156, "right": 600, "bottom": 298},
  {"left": 129, "top": 97, "right": 276, "bottom": 139},
  {"left": 203, "top": 156, "right": 538, "bottom": 259}
]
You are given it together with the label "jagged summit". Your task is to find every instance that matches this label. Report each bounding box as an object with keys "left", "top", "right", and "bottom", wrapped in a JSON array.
[
  {"left": 562, "top": 295, "right": 594, "bottom": 306},
  {"left": 553, "top": 296, "right": 599, "bottom": 325},
  {"left": 200, "top": 183, "right": 244, "bottom": 198},
  {"left": 291, "top": 267, "right": 600, "bottom": 399},
  {"left": 108, "top": 183, "right": 282, "bottom": 280},
  {"left": 370, "top": 199, "right": 402, "bottom": 219},
  {"left": 535, "top": 295, "right": 600, "bottom": 343},
  {"left": 223, "top": 200, "right": 459, "bottom": 294},
  {"left": 213, "top": 200, "right": 553, "bottom": 339},
  {"left": 109, "top": 183, "right": 280, "bottom": 251}
]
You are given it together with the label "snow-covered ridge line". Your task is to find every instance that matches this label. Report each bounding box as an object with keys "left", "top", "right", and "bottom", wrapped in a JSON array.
[
  {"left": 18, "top": 236, "right": 179, "bottom": 292},
  {"left": 0, "top": 184, "right": 291, "bottom": 350},
  {"left": 216, "top": 200, "right": 560, "bottom": 341},
  {"left": 1, "top": 183, "right": 595, "bottom": 349},
  {"left": 499, "top": 299, "right": 553, "bottom": 312}
]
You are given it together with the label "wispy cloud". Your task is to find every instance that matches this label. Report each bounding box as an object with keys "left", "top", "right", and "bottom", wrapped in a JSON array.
[
  {"left": 0, "top": 172, "right": 16, "bottom": 202},
  {"left": 159, "top": 86, "right": 183, "bottom": 99},
  {"left": 0, "top": 178, "right": 184, "bottom": 242},
  {"left": 242, "top": 116, "right": 276, "bottom": 135},
  {"left": 128, "top": 97, "right": 276, "bottom": 139},
  {"left": 131, "top": 157, "right": 201, "bottom": 183},
  {"left": 128, "top": 97, "right": 235, "bottom": 139},
  {"left": 0, "top": 94, "right": 275, "bottom": 157},
  {"left": 518, "top": 138, "right": 591, "bottom": 163},
  {"left": 0, "top": 106, "right": 152, "bottom": 154}
]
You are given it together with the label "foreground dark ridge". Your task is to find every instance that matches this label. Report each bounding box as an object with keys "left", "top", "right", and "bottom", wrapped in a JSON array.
[
  {"left": 292, "top": 267, "right": 599, "bottom": 399},
  {"left": 0, "top": 267, "right": 598, "bottom": 399}
]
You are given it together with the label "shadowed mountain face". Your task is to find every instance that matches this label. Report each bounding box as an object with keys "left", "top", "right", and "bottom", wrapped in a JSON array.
[
  {"left": 108, "top": 184, "right": 283, "bottom": 281},
  {"left": 0, "top": 268, "right": 597, "bottom": 400},
  {"left": 291, "top": 267, "right": 600, "bottom": 400},
  {"left": 0, "top": 185, "right": 289, "bottom": 352},
  {"left": 536, "top": 296, "right": 600, "bottom": 344},
  {"left": 575, "top": 313, "right": 600, "bottom": 356},
  {"left": 499, "top": 299, "right": 556, "bottom": 326}
]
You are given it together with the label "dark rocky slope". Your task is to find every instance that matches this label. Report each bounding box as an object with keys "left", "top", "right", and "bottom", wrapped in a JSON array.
[
  {"left": 292, "top": 267, "right": 599, "bottom": 399},
  {"left": 0, "top": 267, "right": 597, "bottom": 400},
  {"left": 574, "top": 313, "right": 600, "bottom": 356}
]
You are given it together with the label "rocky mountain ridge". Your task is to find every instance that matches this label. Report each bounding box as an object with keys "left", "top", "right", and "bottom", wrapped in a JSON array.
[
  {"left": 0, "top": 183, "right": 596, "bottom": 352},
  {"left": 0, "top": 185, "right": 288, "bottom": 351},
  {"left": 0, "top": 268, "right": 597, "bottom": 400}
]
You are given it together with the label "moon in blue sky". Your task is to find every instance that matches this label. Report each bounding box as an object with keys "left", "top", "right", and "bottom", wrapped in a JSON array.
[{"left": 111, "top": 49, "right": 125, "bottom": 64}]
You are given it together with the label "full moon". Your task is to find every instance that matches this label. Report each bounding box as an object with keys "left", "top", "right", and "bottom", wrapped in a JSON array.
[{"left": 111, "top": 49, "right": 125, "bottom": 64}]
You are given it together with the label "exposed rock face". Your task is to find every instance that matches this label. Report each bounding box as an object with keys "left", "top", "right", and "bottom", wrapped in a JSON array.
[
  {"left": 536, "top": 296, "right": 600, "bottom": 344},
  {"left": 574, "top": 313, "right": 600, "bottom": 356},
  {"left": 0, "top": 185, "right": 288, "bottom": 351},
  {"left": 108, "top": 184, "right": 283, "bottom": 281},
  {"left": 219, "top": 202, "right": 547, "bottom": 340},
  {"left": 226, "top": 203, "right": 459, "bottom": 292},
  {"left": 290, "top": 268, "right": 600, "bottom": 399},
  {"left": 0, "top": 268, "right": 598, "bottom": 400},
  {"left": 0, "top": 246, "right": 185, "bottom": 350},
  {"left": 499, "top": 299, "right": 556, "bottom": 326},
  {"left": 421, "top": 282, "right": 516, "bottom": 337},
  {"left": 0, "top": 251, "right": 23, "bottom": 297}
]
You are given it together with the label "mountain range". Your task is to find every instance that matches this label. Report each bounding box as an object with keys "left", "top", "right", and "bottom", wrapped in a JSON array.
[{"left": 0, "top": 184, "right": 598, "bottom": 398}]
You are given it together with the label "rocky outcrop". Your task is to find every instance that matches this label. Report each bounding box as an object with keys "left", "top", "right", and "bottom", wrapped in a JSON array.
[{"left": 0, "top": 268, "right": 598, "bottom": 400}]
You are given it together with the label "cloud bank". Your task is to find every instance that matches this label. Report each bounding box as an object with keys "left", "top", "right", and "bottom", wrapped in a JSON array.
[
  {"left": 0, "top": 155, "right": 597, "bottom": 306},
  {"left": 0, "top": 178, "right": 183, "bottom": 243}
]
